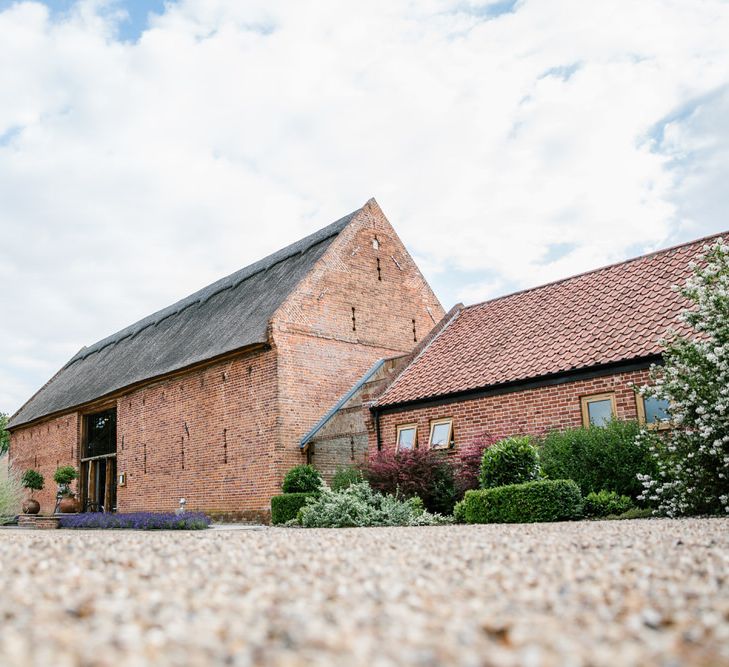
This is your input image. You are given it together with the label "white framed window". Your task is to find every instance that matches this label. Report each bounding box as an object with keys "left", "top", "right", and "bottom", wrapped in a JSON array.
[
  {"left": 580, "top": 393, "right": 616, "bottom": 427},
  {"left": 396, "top": 424, "right": 418, "bottom": 451},
  {"left": 636, "top": 395, "right": 672, "bottom": 430},
  {"left": 429, "top": 418, "right": 453, "bottom": 449}
]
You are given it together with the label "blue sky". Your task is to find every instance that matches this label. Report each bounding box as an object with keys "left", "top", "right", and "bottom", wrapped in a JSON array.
[
  {"left": 0, "top": 0, "right": 168, "bottom": 40},
  {"left": 1, "top": 0, "right": 729, "bottom": 414}
]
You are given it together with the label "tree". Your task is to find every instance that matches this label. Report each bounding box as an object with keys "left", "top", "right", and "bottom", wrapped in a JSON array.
[
  {"left": 0, "top": 413, "right": 9, "bottom": 456},
  {"left": 637, "top": 237, "right": 729, "bottom": 516}
]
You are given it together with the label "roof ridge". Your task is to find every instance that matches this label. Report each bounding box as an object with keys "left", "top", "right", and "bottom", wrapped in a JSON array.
[
  {"left": 66, "top": 206, "right": 363, "bottom": 366},
  {"left": 464, "top": 229, "right": 728, "bottom": 312}
]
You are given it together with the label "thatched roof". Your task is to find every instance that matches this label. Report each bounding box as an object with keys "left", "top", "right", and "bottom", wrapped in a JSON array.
[{"left": 9, "top": 207, "right": 360, "bottom": 429}]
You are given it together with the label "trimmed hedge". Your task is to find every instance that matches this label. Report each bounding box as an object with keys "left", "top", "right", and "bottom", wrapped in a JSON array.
[
  {"left": 462, "top": 479, "right": 582, "bottom": 524},
  {"left": 271, "top": 492, "right": 317, "bottom": 525}
]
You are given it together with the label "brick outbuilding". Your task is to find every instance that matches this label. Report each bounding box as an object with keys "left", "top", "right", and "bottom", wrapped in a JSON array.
[
  {"left": 366, "top": 232, "right": 726, "bottom": 458},
  {"left": 8, "top": 199, "right": 444, "bottom": 520}
]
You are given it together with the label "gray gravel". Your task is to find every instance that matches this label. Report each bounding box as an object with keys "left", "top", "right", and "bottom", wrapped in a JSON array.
[{"left": 1, "top": 518, "right": 727, "bottom": 666}]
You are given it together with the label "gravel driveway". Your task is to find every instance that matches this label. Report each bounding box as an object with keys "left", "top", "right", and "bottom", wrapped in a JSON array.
[{"left": 1, "top": 518, "right": 727, "bottom": 666}]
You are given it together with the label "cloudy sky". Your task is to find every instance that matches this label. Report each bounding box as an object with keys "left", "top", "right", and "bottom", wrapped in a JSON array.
[{"left": 1, "top": 0, "right": 729, "bottom": 416}]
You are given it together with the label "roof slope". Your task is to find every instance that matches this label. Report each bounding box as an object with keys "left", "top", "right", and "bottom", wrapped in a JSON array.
[
  {"left": 9, "top": 208, "right": 361, "bottom": 429},
  {"left": 377, "top": 232, "right": 726, "bottom": 407}
]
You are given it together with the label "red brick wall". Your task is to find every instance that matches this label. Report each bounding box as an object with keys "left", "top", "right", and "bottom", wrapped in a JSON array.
[
  {"left": 273, "top": 200, "right": 445, "bottom": 478},
  {"left": 8, "top": 413, "right": 79, "bottom": 513},
  {"left": 116, "top": 347, "right": 279, "bottom": 520},
  {"left": 374, "top": 368, "right": 652, "bottom": 455}
]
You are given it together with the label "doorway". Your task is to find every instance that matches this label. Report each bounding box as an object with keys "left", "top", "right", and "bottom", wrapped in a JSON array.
[{"left": 80, "top": 408, "right": 117, "bottom": 512}]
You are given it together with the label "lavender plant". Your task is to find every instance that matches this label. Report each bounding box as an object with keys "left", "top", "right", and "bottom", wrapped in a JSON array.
[
  {"left": 59, "top": 512, "right": 211, "bottom": 530},
  {"left": 637, "top": 237, "right": 729, "bottom": 516}
]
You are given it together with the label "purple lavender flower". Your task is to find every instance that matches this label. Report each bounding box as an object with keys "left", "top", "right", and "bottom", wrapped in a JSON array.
[{"left": 59, "top": 512, "right": 211, "bottom": 530}]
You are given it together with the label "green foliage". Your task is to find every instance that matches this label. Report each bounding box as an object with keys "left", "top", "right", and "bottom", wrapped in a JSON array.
[
  {"left": 538, "top": 420, "right": 655, "bottom": 501},
  {"left": 331, "top": 466, "right": 364, "bottom": 491},
  {"left": 270, "top": 492, "right": 318, "bottom": 525},
  {"left": 609, "top": 507, "right": 654, "bottom": 520},
  {"left": 53, "top": 466, "right": 78, "bottom": 486},
  {"left": 21, "top": 469, "right": 44, "bottom": 492},
  {"left": 297, "top": 482, "right": 451, "bottom": 528},
  {"left": 0, "top": 412, "right": 8, "bottom": 456},
  {"left": 463, "top": 479, "right": 583, "bottom": 524},
  {"left": 452, "top": 499, "right": 467, "bottom": 524},
  {"left": 281, "top": 465, "right": 322, "bottom": 493},
  {"left": 637, "top": 238, "right": 729, "bottom": 516},
  {"left": 583, "top": 490, "right": 634, "bottom": 518},
  {"left": 0, "top": 467, "right": 23, "bottom": 520},
  {"left": 479, "top": 436, "right": 540, "bottom": 489}
]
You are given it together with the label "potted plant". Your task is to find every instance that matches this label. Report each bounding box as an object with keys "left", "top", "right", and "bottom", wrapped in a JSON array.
[
  {"left": 21, "top": 469, "right": 44, "bottom": 514},
  {"left": 54, "top": 466, "right": 80, "bottom": 513}
]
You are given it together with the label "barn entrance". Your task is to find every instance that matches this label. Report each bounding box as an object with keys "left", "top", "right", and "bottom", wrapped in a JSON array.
[{"left": 80, "top": 408, "right": 117, "bottom": 512}]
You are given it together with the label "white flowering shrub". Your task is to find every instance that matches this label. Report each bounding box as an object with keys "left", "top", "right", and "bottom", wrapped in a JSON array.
[{"left": 637, "top": 238, "right": 729, "bottom": 516}]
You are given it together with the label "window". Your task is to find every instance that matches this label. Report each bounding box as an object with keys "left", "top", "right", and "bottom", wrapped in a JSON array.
[
  {"left": 396, "top": 424, "right": 417, "bottom": 451},
  {"left": 83, "top": 408, "right": 117, "bottom": 458},
  {"left": 636, "top": 395, "right": 672, "bottom": 429},
  {"left": 429, "top": 418, "right": 453, "bottom": 449},
  {"left": 580, "top": 393, "right": 616, "bottom": 427}
]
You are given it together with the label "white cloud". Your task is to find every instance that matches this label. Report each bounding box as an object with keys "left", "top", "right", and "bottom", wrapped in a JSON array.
[{"left": 1, "top": 0, "right": 729, "bottom": 414}]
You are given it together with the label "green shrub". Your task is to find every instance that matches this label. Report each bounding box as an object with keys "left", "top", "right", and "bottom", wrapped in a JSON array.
[
  {"left": 463, "top": 479, "right": 582, "bottom": 524},
  {"left": 538, "top": 420, "right": 656, "bottom": 501},
  {"left": 21, "top": 469, "right": 44, "bottom": 492},
  {"left": 452, "top": 499, "right": 467, "bottom": 524},
  {"left": 281, "top": 465, "right": 322, "bottom": 493},
  {"left": 583, "top": 490, "right": 634, "bottom": 518},
  {"left": 271, "top": 492, "right": 318, "bottom": 525},
  {"left": 297, "top": 482, "right": 451, "bottom": 528},
  {"left": 0, "top": 468, "right": 23, "bottom": 521},
  {"left": 609, "top": 507, "right": 654, "bottom": 520},
  {"left": 331, "top": 466, "right": 364, "bottom": 491},
  {"left": 480, "top": 436, "right": 540, "bottom": 489},
  {"left": 53, "top": 466, "right": 78, "bottom": 486}
]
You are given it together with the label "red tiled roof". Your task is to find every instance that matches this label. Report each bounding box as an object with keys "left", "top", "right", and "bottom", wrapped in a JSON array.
[{"left": 377, "top": 232, "right": 726, "bottom": 407}]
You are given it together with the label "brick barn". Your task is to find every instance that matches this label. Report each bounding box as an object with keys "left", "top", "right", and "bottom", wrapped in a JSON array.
[
  {"left": 349, "top": 232, "right": 723, "bottom": 458},
  {"left": 7, "top": 199, "right": 444, "bottom": 520}
]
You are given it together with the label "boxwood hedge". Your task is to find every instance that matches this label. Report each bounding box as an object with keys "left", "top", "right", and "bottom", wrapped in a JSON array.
[
  {"left": 271, "top": 492, "right": 318, "bottom": 525},
  {"left": 462, "top": 479, "right": 582, "bottom": 524}
]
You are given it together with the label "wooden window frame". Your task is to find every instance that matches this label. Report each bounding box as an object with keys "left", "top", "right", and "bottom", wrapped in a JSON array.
[
  {"left": 580, "top": 393, "right": 617, "bottom": 428},
  {"left": 635, "top": 395, "right": 673, "bottom": 431},
  {"left": 428, "top": 418, "right": 454, "bottom": 450},
  {"left": 396, "top": 424, "right": 418, "bottom": 452}
]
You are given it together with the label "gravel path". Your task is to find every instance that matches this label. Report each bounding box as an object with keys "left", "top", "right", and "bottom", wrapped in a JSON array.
[{"left": 1, "top": 518, "right": 727, "bottom": 666}]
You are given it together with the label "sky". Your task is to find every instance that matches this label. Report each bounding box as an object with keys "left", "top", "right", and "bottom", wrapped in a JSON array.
[{"left": 1, "top": 0, "right": 729, "bottom": 416}]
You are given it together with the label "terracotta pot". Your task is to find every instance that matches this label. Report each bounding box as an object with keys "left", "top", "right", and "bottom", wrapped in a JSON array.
[
  {"left": 58, "top": 496, "right": 80, "bottom": 513},
  {"left": 22, "top": 499, "right": 40, "bottom": 515}
]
